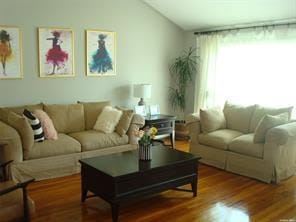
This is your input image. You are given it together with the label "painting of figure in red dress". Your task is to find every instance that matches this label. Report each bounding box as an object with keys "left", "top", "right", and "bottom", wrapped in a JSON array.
[{"left": 38, "top": 28, "right": 74, "bottom": 77}]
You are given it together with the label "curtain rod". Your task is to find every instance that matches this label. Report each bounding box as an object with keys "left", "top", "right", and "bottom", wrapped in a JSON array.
[{"left": 194, "top": 20, "right": 296, "bottom": 35}]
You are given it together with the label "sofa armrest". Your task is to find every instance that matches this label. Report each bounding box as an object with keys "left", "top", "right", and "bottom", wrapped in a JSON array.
[
  {"left": 265, "top": 122, "right": 296, "bottom": 145},
  {"left": 185, "top": 113, "right": 201, "bottom": 139},
  {"left": 127, "top": 114, "right": 145, "bottom": 145},
  {"left": 0, "top": 121, "right": 23, "bottom": 163}
]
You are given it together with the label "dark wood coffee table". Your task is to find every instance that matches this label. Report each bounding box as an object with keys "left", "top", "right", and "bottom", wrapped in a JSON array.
[{"left": 79, "top": 146, "right": 200, "bottom": 222}]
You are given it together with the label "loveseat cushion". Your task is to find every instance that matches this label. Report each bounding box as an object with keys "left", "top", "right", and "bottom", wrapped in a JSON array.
[
  {"left": 200, "top": 107, "right": 226, "bottom": 133},
  {"left": 199, "top": 129, "right": 242, "bottom": 150},
  {"left": 223, "top": 102, "right": 256, "bottom": 133},
  {"left": 25, "top": 134, "right": 81, "bottom": 160},
  {"left": 44, "top": 104, "right": 85, "bottom": 133},
  {"left": 69, "top": 130, "right": 128, "bottom": 151},
  {"left": 249, "top": 105, "right": 293, "bottom": 132},
  {"left": 229, "top": 134, "right": 264, "bottom": 158},
  {"left": 78, "top": 101, "right": 111, "bottom": 130}
]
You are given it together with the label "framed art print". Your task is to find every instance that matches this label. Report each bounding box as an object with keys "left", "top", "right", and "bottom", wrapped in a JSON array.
[
  {"left": 149, "top": 105, "right": 160, "bottom": 115},
  {"left": 0, "top": 26, "right": 22, "bottom": 79},
  {"left": 86, "top": 30, "right": 116, "bottom": 76},
  {"left": 38, "top": 27, "right": 74, "bottom": 78},
  {"left": 134, "top": 105, "right": 146, "bottom": 116}
]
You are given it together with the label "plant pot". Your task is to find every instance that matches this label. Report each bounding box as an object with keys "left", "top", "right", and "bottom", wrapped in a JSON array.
[
  {"left": 175, "top": 121, "right": 189, "bottom": 141},
  {"left": 139, "top": 143, "right": 152, "bottom": 161}
]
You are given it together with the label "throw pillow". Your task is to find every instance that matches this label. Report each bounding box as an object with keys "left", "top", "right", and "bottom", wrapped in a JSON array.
[
  {"left": 200, "top": 107, "right": 226, "bottom": 133},
  {"left": 253, "top": 112, "right": 289, "bottom": 143},
  {"left": 23, "top": 109, "right": 45, "bottom": 142},
  {"left": 33, "top": 109, "right": 58, "bottom": 140},
  {"left": 115, "top": 107, "right": 134, "bottom": 136},
  {"left": 7, "top": 112, "right": 34, "bottom": 153},
  {"left": 93, "top": 106, "right": 123, "bottom": 133}
]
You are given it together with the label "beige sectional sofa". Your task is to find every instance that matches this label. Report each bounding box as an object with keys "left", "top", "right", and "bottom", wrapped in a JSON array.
[
  {"left": 0, "top": 101, "right": 144, "bottom": 181},
  {"left": 186, "top": 102, "right": 296, "bottom": 183}
]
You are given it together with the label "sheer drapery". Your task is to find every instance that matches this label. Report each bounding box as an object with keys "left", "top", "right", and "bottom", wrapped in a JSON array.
[{"left": 196, "top": 25, "right": 296, "bottom": 116}]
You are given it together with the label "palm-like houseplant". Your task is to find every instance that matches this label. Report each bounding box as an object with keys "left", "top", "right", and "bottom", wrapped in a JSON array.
[{"left": 169, "top": 47, "right": 198, "bottom": 121}]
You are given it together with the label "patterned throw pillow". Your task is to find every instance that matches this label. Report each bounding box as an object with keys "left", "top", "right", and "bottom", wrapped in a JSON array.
[
  {"left": 93, "top": 106, "right": 123, "bottom": 133},
  {"left": 23, "top": 109, "right": 45, "bottom": 142}
]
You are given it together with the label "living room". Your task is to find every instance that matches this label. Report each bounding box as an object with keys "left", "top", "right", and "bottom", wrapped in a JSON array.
[{"left": 0, "top": 0, "right": 296, "bottom": 221}]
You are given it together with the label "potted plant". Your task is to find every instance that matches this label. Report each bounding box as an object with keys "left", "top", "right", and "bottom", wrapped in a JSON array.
[{"left": 169, "top": 47, "right": 198, "bottom": 140}]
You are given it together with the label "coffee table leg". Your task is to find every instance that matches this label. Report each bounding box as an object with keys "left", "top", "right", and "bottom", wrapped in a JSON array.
[
  {"left": 191, "top": 179, "right": 197, "bottom": 197},
  {"left": 170, "top": 131, "right": 175, "bottom": 149},
  {"left": 81, "top": 182, "right": 87, "bottom": 202},
  {"left": 111, "top": 203, "right": 119, "bottom": 222}
]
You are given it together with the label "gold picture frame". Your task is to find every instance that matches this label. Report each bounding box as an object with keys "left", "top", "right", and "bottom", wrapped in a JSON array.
[
  {"left": 38, "top": 27, "right": 75, "bottom": 78},
  {"left": 86, "top": 29, "right": 116, "bottom": 76},
  {"left": 0, "top": 25, "right": 23, "bottom": 79}
]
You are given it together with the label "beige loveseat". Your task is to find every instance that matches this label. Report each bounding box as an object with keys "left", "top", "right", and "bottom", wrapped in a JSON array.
[
  {"left": 186, "top": 102, "right": 296, "bottom": 183},
  {"left": 0, "top": 101, "right": 144, "bottom": 181}
]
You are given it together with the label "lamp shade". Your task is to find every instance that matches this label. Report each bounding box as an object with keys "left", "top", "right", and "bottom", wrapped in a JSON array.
[{"left": 133, "top": 84, "right": 152, "bottom": 99}]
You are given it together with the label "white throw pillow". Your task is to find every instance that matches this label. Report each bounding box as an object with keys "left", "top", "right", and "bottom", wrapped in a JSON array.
[
  {"left": 200, "top": 107, "right": 226, "bottom": 133},
  {"left": 253, "top": 112, "right": 289, "bottom": 143},
  {"left": 93, "top": 106, "right": 122, "bottom": 133}
]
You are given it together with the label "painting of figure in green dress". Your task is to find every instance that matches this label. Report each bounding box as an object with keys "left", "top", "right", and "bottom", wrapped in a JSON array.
[{"left": 86, "top": 30, "right": 116, "bottom": 76}]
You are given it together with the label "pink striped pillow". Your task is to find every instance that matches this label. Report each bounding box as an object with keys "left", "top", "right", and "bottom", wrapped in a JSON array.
[{"left": 33, "top": 109, "right": 58, "bottom": 140}]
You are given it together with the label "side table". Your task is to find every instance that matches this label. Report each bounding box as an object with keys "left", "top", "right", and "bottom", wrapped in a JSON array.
[{"left": 144, "top": 114, "right": 176, "bottom": 148}]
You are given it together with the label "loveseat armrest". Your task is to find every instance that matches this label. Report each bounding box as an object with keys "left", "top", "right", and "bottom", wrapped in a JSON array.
[
  {"left": 127, "top": 114, "right": 145, "bottom": 145},
  {"left": 185, "top": 113, "right": 201, "bottom": 139},
  {"left": 0, "top": 121, "right": 23, "bottom": 163},
  {"left": 265, "top": 122, "right": 296, "bottom": 145}
]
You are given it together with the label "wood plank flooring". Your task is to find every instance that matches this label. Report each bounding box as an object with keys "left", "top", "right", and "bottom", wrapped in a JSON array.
[{"left": 28, "top": 140, "right": 296, "bottom": 222}]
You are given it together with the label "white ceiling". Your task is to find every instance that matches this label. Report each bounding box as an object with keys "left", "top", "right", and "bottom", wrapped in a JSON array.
[{"left": 143, "top": 0, "right": 296, "bottom": 31}]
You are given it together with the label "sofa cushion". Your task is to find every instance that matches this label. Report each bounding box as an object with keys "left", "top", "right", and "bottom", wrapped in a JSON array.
[
  {"left": 229, "top": 134, "right": 264, "bottom": 158},
  {"left": 0, "top": 103, "right": 43, "bottom": 124},
  {"left": 69, "top": 130, "right": 128, "bottom": 151},
  {"left": 223, "top": 102, "right": 256, "bottom": 133},
  {"left": 249, "top": 105, "right": 293, "bottom": 132},
  {"left": 199, "top": 129, "right": 243, "bottom": 150},
  {"left": 44, "top": 104, "right": 85, "bottom": 134},
  {"left": 93, "top": 106, "right": 122, "bottom": 133},
  {"left": 200, "top": 107, "right": 226, "bottom": 133},
  {"left": 115, "top": 107, "right": 134, "bottom": 136},
  {"left": 78, "top": 101, "right": 111, "bottom": 130},
  {"left": 25, "top": 133, "right": 81, "bottom": 160},
  {"left": 253, "top": 113, "right": 289, "bottom": 143},
  {"left": 7, "top": 112, "right": 34, "bottom": 157}
]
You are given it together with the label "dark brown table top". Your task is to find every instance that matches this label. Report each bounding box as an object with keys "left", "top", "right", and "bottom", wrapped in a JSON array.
[{"left": 80, "top": 146, "right": 200, "bottom": 178}]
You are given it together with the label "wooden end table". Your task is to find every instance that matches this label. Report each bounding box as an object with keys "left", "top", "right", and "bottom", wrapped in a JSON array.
[{"left": 144, "top": 114, "right": 176, "bottom": 148}]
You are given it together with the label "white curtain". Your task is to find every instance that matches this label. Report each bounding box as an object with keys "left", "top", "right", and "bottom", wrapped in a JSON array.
[{"left": 195, "top": 25, "right": 296, "bottom": 116}]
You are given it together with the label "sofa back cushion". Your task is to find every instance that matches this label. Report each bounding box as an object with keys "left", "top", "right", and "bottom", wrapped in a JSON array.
[
  {"left": 78, "top": 101, "right": 111, "bottom": 130},
  {"left": 7, "top": 112, "right": 34, "bottom": 158},
  {"left": 200, "top": 107, "right": 226, "bottom": 133},
  {"left": 44, "top": 104, "right": 85, "bottom": 133},
  {"left": 249, "top": 105, "right": 293, "bottom": 132},
  {"left": 0, "top": 103, "right": 44, "bottom": 124},
  {"left": 223, "top": 102, "right": 256, "bottom": 133}
]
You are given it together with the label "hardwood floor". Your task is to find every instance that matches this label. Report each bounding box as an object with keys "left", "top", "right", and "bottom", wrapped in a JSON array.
[{"left": 28, "top": 140, "right": 296, "bottom": 222}]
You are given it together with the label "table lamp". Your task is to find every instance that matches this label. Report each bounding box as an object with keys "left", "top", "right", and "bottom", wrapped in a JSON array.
[{"left": 133, "top": 84, "right": 152, "bottom": 105}]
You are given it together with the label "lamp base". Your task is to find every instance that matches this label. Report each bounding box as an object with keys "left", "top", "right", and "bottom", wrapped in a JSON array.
[{"left": 138, "top": 98, "right": 145, "bottom": 106}]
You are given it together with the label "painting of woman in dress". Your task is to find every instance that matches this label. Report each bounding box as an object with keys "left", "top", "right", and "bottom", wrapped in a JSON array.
[
  {"left": 38, "top": 28, "right": 74, "bottom": 78},
  {"left": 86, "top": 30, "right": 116, "bottom": 76},
  {"left": 0, "top": 26, "right": 22, "bottom": 79},
  {"left": 46, "top": 31, "right": 68, "bottom": 74}
]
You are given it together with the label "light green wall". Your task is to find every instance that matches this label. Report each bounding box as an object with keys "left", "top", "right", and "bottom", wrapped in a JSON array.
[{"left": 0, "top": 0, "right": 184, "bottom": 114}]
